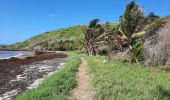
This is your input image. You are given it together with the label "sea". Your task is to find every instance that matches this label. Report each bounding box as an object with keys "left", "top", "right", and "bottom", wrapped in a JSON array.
[{"left": 0, "top": 51, "right": 33, "bottom": 59}]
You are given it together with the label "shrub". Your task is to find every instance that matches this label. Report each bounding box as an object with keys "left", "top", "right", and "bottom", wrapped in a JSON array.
[{"left": 131, "top": 41, "right": 143, "bottom": 63}]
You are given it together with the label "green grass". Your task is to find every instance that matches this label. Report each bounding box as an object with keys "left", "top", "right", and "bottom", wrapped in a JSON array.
[
  {"left": 85, "top": 56, "right": 170, "bottom": 100},
  {"left": 30, "top": 25, "right": 84, "bottom": 41},
  {"left": 143, "top": 19, "right": 167, "bottom": 32},
  {"left": 16, "top": 53, "right": 81, "bottom": 100}
]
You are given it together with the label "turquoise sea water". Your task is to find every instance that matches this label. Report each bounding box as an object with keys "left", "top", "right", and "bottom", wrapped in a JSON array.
[{"left": 0, "top": 51, "right": 33, "bottom": 59}]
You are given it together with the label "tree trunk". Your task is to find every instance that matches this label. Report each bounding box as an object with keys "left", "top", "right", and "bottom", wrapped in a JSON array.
[
  {"left": 129, "top": 36, "right": 134, "bottom": 52},
  {"left": 85, "top": 42, "right": 97, "bottom": 56}
]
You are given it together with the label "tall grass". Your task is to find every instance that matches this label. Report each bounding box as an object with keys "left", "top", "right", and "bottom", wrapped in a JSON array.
[
  {"left": 16, "top": 53, "right": 81, "bottom": 100},
  {"left": 86, "top": 56, "right": 170, "bottom": 100}
]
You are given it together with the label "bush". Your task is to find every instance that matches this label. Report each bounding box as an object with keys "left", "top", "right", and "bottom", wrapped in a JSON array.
[{"left": 131, "top": 41, "right": 143, "bottom": 63}]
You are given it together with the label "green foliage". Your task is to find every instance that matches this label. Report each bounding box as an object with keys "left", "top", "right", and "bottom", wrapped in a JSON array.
[
  {"left": 120, "top": 0, "right": 144, "bottom": 63},
  {"left": 16, "top": 53, "right": 81, "bottom": 100},
  {"left": 86, "top": 56, "right": 170, "bottom": 100},
  {"left": 120, "top": 0, "right": 144, "bottom": 39},
  {"left": 0, "top": 44, "right": 9, "bottom": 49},
  {"left": 83, "top": 19, "right": 105, "bottom": 55},
  {"left": 11, "top": 41, "right": 29, "bottom": 50},
  {"left": 143, "top": 19, "right": 167, "bottom": 32},
  {"left": 48, "top": 40, "right": 82, "bottom": 51},
  {"left": 31, "top": 25, "right": 83, "bottom": 41},
  {"left": 134, "top": 12, "right": 160, "bottom": 32},
  {"left": 131, "top": 41, "right": 143, "bottom": 63},
  {"left": 84, "top": 19, "right": 104, "bottom": 41}
]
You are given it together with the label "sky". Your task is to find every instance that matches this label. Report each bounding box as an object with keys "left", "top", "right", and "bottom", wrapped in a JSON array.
[{"left": 0, "top": 0, "right": 170, "bottom": 44}]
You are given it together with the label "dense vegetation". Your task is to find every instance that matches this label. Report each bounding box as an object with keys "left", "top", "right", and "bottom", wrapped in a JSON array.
[
  {"left": 16, "top": 53, "right": 81, "bottom": 100},
  {"left": 80, "top": 1, "right": 163, "bottom": 63},
  {"left": 86, "top": 56, "right": 170, "bottom": 100},
  {"left": 81, "top": 1, "right": 170, "bottom": 65}
]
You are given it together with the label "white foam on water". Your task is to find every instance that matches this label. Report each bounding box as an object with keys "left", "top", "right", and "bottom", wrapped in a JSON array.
[
  {"left": 0, "top": 51, "right": 33, "bottom": 60},
  {"left": 0, "top": 53, "right": 23, "bottom": 60}
]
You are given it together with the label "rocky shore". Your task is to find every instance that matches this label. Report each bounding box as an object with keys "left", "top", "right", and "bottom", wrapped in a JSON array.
[{"left": 0, "top": 52, "right": 67, "bottom": 100}]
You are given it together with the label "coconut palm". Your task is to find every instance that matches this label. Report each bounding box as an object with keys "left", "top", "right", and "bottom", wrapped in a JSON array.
[
  {"left": 120, "top": 0, "right": 144, "bottom": 50},
  {"left": 82, "top": 19, "right": 105, "bottom": 55}
]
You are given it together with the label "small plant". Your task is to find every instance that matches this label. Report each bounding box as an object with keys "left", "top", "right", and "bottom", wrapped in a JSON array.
[{"left": 131, "top": 41, "right": 143, "bottom": 63}]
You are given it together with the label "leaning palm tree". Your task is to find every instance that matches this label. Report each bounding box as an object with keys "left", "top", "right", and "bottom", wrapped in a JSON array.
[
  {"left": 120, "top": 0, "right": 144, "bottom": 62},
  {"left": 82, "top": 19, "right": 104, "bottom": 55},
  {"left": 120, "top": 0, "right": 143, "bottom": 50}
]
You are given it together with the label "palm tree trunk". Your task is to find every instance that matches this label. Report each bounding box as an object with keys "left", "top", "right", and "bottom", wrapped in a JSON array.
[{"left": 129, "top": 36, "right": 134, "bottom": 51}]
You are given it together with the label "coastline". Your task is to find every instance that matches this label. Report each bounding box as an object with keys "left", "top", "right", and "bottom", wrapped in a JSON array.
[
  {"left": 0, "top": 50, "right": 34, "bottom": 60},
  {"left": 0, "top": 48, "right": 32, "bottom": 51},
  {"left": 0, "top": 51, "right": 67, "bottom": 99}
]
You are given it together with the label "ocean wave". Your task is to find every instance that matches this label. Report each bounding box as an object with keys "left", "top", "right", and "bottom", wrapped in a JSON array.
[{"left": 0, "top": 52, "right": 23, "bottom": 60}]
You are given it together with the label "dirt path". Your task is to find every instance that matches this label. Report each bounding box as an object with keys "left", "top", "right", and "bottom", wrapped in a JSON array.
[{"left": 69, "top": 57, "right": 94, "bottom": 100}]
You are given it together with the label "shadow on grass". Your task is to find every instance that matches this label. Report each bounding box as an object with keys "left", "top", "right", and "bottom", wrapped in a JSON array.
[{"left": 158, "top": 86, "right": 170, "bottom": 100}]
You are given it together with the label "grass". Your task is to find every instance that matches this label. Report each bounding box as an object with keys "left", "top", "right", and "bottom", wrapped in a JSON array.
[
  {"left": 16, "top": 53, "right": 81, "bottom": 100},
  {"left": 30, "top": 25, "right": 84, "bottom": 41},
  {"left": 85, "top": 56, "right": 170, "bottom": 100},
  {"left": 143, "top": 19, "right": 167, "bottom": 32},
  {"left": 133, "top": 31, "right": 145, "bottom": 37},
  {"left": 11, "top": 25, "right": 84, "bottom": 49}
]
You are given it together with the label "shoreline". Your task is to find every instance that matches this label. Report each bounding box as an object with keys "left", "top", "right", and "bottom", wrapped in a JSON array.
[
  {"left": 0, "top": 50, "right": 62, "bottom": 60},
  {"left": 0, "top": 50, "right": 34, "bottom": 60},
  {"left": 0, "top": 52, "right": 67, "bottom": 98},
  {"left": 0, "top": 49, "right": 32, "bottom": 51}
]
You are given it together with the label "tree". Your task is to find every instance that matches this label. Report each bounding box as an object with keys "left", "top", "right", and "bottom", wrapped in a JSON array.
[
  {"left": 120, "top": 0, "right": 143, "bottom": 49},
  {"left": 102, "top": 22, "right": 121, "bottom": 61},
  {"left": 146, "top": 12, "right": 160, "bottom": 24},
  {"left": 82, "top": 19, "right": 104, "bottom": 55},
  {"left": 120, "top": 0, "right": 144, "bottom": 62}
]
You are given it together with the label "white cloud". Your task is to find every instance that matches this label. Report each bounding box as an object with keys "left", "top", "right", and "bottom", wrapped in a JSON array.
[{"left": 48, "top": 13, "right": 56, "bottom": 19}]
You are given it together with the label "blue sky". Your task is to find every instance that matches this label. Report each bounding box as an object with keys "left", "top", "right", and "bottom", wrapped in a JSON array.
[{"left": 0, "top": 0, "right": 170, "bottom": 44}]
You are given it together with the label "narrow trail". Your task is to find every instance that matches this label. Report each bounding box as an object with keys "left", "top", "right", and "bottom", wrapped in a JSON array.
[{"left": 69, "top": 57, "right": 94, "bottom": 100}]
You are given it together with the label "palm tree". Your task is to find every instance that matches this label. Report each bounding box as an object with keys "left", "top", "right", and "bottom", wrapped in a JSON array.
[
  {"left": 82, "top": 19, "right": 104, "bottom": 55},
  {"left": 120, "top": 0, "right": 143, "bottom": 50},
  {"left": 120, "top": 0, "right": 144, "bottom": 62}
]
